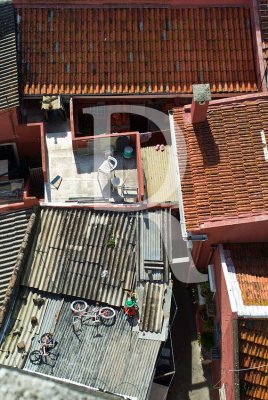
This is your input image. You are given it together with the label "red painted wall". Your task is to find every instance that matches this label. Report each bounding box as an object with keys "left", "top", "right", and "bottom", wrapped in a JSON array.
[
  {"left": 193, "top": 217, "right": 268, "bottom": 269},
  {"left": 0, "top": 108, "right": 18, "bottom": 143},
  {"left": 16, "top": 124, "right": 41, "bottom": 159},
  {"left": 0, "top": 109, "right": 43, "bottom": 211},
  {"left": 212, "top": 247, "right": 237, "bottom": 400}
]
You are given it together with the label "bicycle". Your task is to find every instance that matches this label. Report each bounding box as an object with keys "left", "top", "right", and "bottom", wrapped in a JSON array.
[
  {"left": 71, "top": 299, "right": 116, "bottom": 326},
  {"left": 29, "top": 333, "right": 57, "bottom": 365}
]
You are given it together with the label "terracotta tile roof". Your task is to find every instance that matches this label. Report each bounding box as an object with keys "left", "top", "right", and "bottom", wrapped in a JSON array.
[
  {"left": 15, "top": 6, "right": 257, "bottom": 95},
  {"left": 239, "top": 319, "right": 268, "bottom": 400},
  {"left": 224, "top": 243, "right": 268, "bottom": 306},
  {"left": 259, "top": 0, "right": 268, "bottom": 66},
  {"left": 173, "top": 97, "right": 268, "bottom": 231}
]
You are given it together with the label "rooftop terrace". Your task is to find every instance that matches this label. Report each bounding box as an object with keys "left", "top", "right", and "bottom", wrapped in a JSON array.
[{"left": 44, "top": 131, "right": 141, "bottom": 204}]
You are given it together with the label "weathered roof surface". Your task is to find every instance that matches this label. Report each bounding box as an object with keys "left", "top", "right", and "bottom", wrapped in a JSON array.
[
  {"left": 173, "top": 97, "right": 268, "bottom": 231},
  {"left": 0, "top": 1, "right": 19, "bottom": 110},
  {"left": 239, "top": 319, "right": 268, "bottom": 400},
  {"left": 0, "top": 209, "right": 32, "bottom": 305},
  {"left": 0, "top": 287, "right": 56, "bottom": 368},
  {"left": 139, "top": 210, "right": 170, "bottom": 283},
  {"left": 139, "top": 282, "right": 166, "bottom": 333},
  {"left": 15, "top": 6, "right": 257, "bottom": 95},
  {"left": 0, "top": 287, "right": 161, "bottom": 400},
  {"left": 23, "top": 293, "right": 160, "bottom": 400},
  {"left": 141, "top": 145, "right": 178, "bottom": 204},
  {"left": 259, "top": 0, "right": 268, "bottom": 66},
  {"left": 22, "top": 208, "right": 138, "bottom": 307},
  {"left": 0, "top": 366, "right": 124, "bottom": 400},
  {"left": 224, "top": 243, "right": 268, "bottom": 306}
]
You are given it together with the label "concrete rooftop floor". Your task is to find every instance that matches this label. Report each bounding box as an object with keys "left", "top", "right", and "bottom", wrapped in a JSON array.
[{"left": 44, "top": 131, "right": 138, "bottom": 204}]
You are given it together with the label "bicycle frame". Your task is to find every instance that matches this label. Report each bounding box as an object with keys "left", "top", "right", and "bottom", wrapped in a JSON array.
[{"left": 71, "top": 301, "right": 116, "bottom": 328}]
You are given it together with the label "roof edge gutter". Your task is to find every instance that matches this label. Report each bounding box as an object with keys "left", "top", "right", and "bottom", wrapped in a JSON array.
[
  {"left": 219, "top": 244, "right": 238, "bottom": 314},
  {"left": 168, "top": 110, "right": 187, "bottom": 240}
]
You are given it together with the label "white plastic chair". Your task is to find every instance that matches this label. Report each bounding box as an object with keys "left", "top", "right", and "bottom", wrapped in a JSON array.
[{"left": 97, "top": 156, "right": 117, "bottom": 179}]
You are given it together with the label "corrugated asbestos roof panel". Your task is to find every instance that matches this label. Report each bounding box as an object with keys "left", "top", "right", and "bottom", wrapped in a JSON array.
[
  {"left": 141, "top": 145, "right": 178, "bottom": 204},
  {"left": 23, "top": 208, "right": 138, "bottom": 307},
  {"left": 24, "top": 297, "right": 161, "bottom": 400},
  {"left": 239, "top": 319, "right": 268, "bottom": 399},
  {"left": 15, "top": 7, "right": 257, "bottom": 95},
  {"left": 0, "top": 209, "right": 32, "bottom": 305},
  {"left": 139, "top": 282, "right": 166, "bottom": 333},
  {"left": 0, "top": 1, "right": 19, "bottom": 110},
  {"left": 173, "top": 98, "right": 268, "bottom": 231},
  {"left": 0, "top": 287, "right": 58, "bottom": 368}
]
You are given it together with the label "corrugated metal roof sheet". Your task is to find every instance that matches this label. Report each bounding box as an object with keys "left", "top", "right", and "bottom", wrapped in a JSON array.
[
  {"left": 141, "top": 146, "right": 178, "bottom": 204},
  {"left": 139, "top": 210, "right": 170, "bottom": 282},
  {"left": 0, "top": 209, "right": 32, "bottom": 305},
  {"left": 23, "top": 208, "right": 138, "bottom": 307},
  {"left": 0, "top": 1, "right": 19, "bottom": 110},
  {"left": 141, "top": 211, "right": 162, "bottom": 261},
  {"left": 23, "top": 295, "right": 161, "bottom": 400}
]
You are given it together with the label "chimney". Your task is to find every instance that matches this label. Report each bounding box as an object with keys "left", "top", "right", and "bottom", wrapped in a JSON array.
[{"left": 191, "top": 84, "right": 211, "bottom": 123}]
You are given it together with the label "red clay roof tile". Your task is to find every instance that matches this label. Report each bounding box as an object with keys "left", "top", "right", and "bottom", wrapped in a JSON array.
[
  {"left": 259, "top": 0, "right": 268, "bottom": 66},
  {"left": 224, "top": 243, "right": 268, "bottom": 306},
  {"left": 16, "top": 6, "right": 257, "bottom": 96},
  {"left": 239, "top": 319, "right": 268, "bottom": 400},
  {"left": 173, "top": 97, "right": 268, "bottom": 231}
]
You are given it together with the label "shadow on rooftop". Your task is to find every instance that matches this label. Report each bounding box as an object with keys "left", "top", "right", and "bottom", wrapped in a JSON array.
[{"left": 193, "top": 121, "right": 220, "bottom": 167}]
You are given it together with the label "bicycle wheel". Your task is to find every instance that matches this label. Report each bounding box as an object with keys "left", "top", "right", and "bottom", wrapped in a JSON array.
[
  {"left": 29, "top": 350, "right": 42, "bottom": 365},
  {"left": 99, "top": 307, "right": 116, "bottom": 320},
  {"left": 71, "top": 299, "right": 88, "bottom": 313}
]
